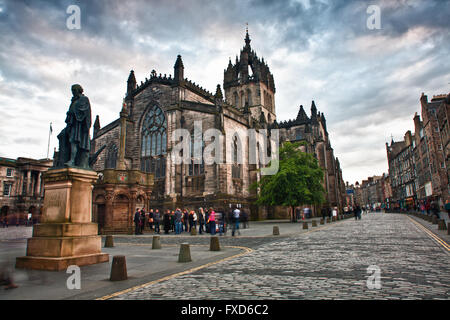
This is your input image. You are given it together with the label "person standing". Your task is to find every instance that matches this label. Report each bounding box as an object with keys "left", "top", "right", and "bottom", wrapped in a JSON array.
[
  {"left": 193, "top": 210, "right": 198, "bottom": 231},
  {"left": 163, "top": 210, "right": 171, "bottom": 234},
  {"left": 354, "top": 205, "right": 361, "bottom": 220},
  {"left": 154, "top": 209, "right": 161, "bottom": 234},
  {"left": 205, "top": 209, "right": 210, "bottom": 233},
  {"left": 148, "top": 209, "right": 154, "bottom": 231},
  {"left": 175, "top": 208, "right": 183, "bottom": 235},
  {"left": 170, "top": 210, "right": 175, "bottom": 232},
  {"left": 134, "top": 209, "right": 141, "bottom": 235},
  {"left": 183, "top": 209, "right": 189, "bottom": 232},
  {"left": 321, "top": 206, "right": 327, "bottom": 220},
  {"left": 208, "top": 208, "right": 216, "bottom": 236},
  {"left": 188, "top": 210, "right": 194, "bottom": 232},
  {"left": 198, "top": 208, "right": 205, "bottom": 234},
  {"left": 140, "top": 208, "right": 146, "bottom": 234},
  {"left": 232, "top": 207, "right": 241, "bottom": 236},
  {"left": 216, "top": 210, "right": 224, "bottom": 236},
  {"left": 431, "top": 202, "right": 440, "bottom": 219},
  {"left": 332, "top": 207, "right": 337, "bottom": 220}
]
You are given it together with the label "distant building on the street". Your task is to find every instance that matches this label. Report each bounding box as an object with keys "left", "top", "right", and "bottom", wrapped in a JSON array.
[
  {"left": 380, "top": 173, "right": 393, "bottom": 209},
  {"left": 354, "top": 175, "right": 384, "bottom": 210},
  {"left": 0, "top": 157, "right": 52, "bottom": 224},
  {"left": 386, "top": 130, "right": 416, "bottom": 210}
]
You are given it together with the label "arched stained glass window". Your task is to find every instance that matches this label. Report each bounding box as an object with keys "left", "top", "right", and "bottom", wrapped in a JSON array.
[{"left": 141, "top": 105, "right": 167, "bottom": 178}]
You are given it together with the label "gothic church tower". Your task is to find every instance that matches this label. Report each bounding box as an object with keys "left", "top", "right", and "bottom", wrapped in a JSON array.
[{"left": 223, "top": 29, "right": 276, "bottom": 124}]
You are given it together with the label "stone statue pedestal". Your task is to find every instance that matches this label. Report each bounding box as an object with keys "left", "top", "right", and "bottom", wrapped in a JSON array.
[{"left": 16, "top": 168, "right": 109, "bottom": 271}]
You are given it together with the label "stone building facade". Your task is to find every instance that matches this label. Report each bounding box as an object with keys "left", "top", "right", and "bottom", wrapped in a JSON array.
[
  {"left": 386, "top": 130, "right": 417, "bottom": 209},
  {"left": 413, "top": 93, "right": 449, "bottom": 208},
  {"left": 90, "top": 32, "right": 346, "bottom": 232},
  {"left": 0, "top": 157, "right": 52, "bottom": 224},
  {"left": 384, "top": 92, "right": 449, "bottom": 211}
]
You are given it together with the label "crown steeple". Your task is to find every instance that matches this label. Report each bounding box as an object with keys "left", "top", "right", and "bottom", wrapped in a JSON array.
[{"left": 244, "top": 24, "right": 251, "bottom": 49}]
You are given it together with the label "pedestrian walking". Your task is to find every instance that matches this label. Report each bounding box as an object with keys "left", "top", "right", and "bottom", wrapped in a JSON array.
[
  {"left": 242, "top": 209, "right": 249, "bottom": 229},
  {"left": 134, "top": 209, "right": 141, "bottom": 235}
]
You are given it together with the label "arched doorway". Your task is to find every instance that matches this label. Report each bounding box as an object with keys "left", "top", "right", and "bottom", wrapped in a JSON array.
[{"left": 1, "top": 206, "right": 9, "bottom": 227}]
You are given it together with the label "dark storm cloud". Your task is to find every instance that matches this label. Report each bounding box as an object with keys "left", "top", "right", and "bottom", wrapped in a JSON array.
[{"left": 0, "top": 0, "right": 449, "bottom": 182}]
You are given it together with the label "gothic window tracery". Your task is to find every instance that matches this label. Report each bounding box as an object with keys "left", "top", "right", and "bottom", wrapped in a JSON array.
[
  {"left": 232, "top": 135, "right": 242, "bottom": 179},
  {"left": 105, "top": 144, "right": 118, "bottom": 169},
  {"left": 141, "top": 105, "right": 167, "bottom": 178}
]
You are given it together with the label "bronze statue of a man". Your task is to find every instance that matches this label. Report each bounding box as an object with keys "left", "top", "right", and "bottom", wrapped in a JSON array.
[{"left": 63, "top": 84, "right": 91, "bottom": 168}]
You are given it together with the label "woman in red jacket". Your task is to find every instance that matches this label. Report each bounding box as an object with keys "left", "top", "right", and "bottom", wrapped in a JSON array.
[{"left": 208, "top": 208, "right": 216, "bottom": 236}]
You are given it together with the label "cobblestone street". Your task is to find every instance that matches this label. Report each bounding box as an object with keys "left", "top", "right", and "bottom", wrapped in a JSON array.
[{"left": 111, "top": 213, "right": 450, "bottom": 300}]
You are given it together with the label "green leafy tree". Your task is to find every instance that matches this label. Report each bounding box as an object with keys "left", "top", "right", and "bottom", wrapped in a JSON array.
[{"left": 253, "top": 141, "right": 325, "bottom": 222}]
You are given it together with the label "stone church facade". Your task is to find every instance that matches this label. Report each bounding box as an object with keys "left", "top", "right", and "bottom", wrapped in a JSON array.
[{"left": 90, "top": 32, "right": 346, "bottom": 233}]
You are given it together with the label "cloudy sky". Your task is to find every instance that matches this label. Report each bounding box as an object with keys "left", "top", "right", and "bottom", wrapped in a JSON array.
[{"left": 0, "top": 0, "right": 449, "bottom": 184}]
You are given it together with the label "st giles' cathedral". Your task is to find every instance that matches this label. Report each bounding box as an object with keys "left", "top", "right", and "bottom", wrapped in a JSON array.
[{"left": 89, "top": 31, "right": 346, "bottom": 234}]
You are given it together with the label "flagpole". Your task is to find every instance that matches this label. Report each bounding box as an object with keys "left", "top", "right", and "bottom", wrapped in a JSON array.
[{"left": 47, "top": 122, "right": 52, "bottom": 159}]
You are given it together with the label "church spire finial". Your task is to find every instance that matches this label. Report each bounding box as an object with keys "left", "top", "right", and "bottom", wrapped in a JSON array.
[{"left": 244, "top": 23, "right": 251, "bottom": 48}]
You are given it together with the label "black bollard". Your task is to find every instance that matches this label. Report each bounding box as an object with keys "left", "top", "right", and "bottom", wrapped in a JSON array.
[{"left": 110, "top": 255, "right": 127, "bottom": 281}]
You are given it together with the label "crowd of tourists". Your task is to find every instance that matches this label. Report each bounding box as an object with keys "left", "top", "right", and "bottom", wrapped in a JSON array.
[{"left": 133, "top": 206, "right": 249, "bottom": 236}]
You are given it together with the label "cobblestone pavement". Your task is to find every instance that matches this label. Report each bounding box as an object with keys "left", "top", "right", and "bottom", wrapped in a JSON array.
[
  {"left": 111, "top": 213, "right": 450, "bottom": 300},
  {"left": 0, "top": 226, "right": 32, "bottom": 241}
]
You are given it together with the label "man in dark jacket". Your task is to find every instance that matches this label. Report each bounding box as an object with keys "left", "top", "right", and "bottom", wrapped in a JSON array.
[
  {"left": 198, "top": 208, "right": 205, "bottom": 234},
  {"left": 183, "top": 210, "right": 189, "bottom": 232},
  {"left": 321, "top": 207, "right": 327, "bottom": 220},
  {"left": 134, "top": 209, "right": 141, "bottom": 235},
  {"left": 431, "top": 202, "right": 440, "bottom": 219},
  {"left": 140, "top": 208, "right": 146, "bottom": 234},
  {"left": 163, "top": 210, "right": 171, "bottom": 234}
]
